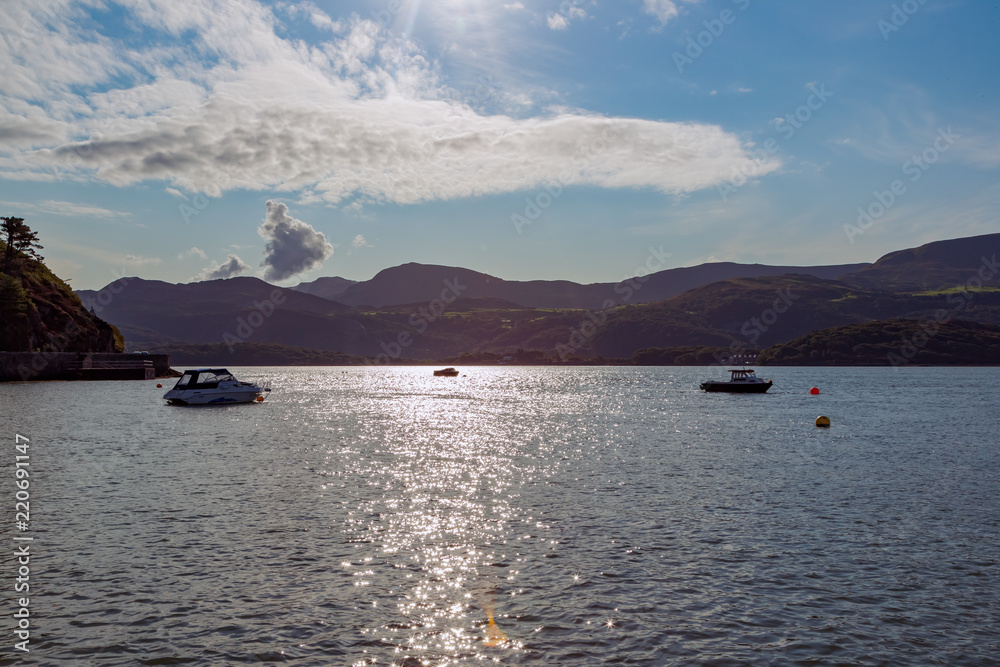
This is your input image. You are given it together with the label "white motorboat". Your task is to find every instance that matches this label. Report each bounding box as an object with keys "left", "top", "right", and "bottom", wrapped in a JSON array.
[{"left": 163, "top": 368, "right": 270, "bottom": 405}]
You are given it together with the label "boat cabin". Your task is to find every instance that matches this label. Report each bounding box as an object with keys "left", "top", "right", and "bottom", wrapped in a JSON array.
[{"left": 172, "top": 368, "right": 236, "bottom": 390}]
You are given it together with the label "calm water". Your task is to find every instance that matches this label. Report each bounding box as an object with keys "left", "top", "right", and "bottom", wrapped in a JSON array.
[{"left": 1, "top": 366, "right": 998, "bottom": 665}]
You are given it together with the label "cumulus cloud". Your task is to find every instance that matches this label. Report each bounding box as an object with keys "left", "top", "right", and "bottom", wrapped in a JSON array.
[
  {"left": 192, "top": 253, "right": 251, "bottom": 281},
  {"left": 258, "top": 201, "right": 333, "bottom": 282},
  {"left": 1, "top": 1, "right": 773, "bottom": 206},
  {"left": 352, "top": 234, "right": 371, "bottom": 248},
  {"left": 178, "top": 246, "right": 208, "bottom": 260}
]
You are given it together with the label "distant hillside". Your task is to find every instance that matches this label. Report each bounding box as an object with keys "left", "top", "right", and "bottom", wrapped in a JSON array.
[
  {"left": 325, "top": 260, "right": 870, "bottom": 309},
  {"left": 72, "top": 232, "right": 1000, "bottom": 363},
  {"left": 841, "top": 232, "right": 1000, "bottom": 292},
  {"left": 291, "top": 276, "right": 356, "bottom": 300},
  {"left": 759, "top": 319, "right": 1000, "bottom": 366},
  {"left": 75, "top": 276, "right": 397, "bottom": 356},
  {"left": 1, "top": 240, "right": 122, "bottom": 354},
  {"left": 585, "top": 273, "right": 1000, "bottom": 358},
  {"left": 150, "top": 342, "right": 370, "bottom": 366}
]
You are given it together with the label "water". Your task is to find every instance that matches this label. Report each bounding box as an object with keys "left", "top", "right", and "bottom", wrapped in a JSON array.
[{"left": 2, "top": 366, "right": 998, "bottom": 665}]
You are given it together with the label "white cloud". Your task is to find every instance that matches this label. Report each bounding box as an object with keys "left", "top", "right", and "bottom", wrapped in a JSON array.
[
  {"left": 258, "top": 201, "right": 333, "bottom": 281},
  {"left": 504, "top": 2, "right": 525, "bottom": 10},
  {"left": 642, "top": 0, "right": 700, "bottom": 28},
  {"left": 0, "top": 200, "right": 130, "bottom": 219},
  {"left": 123, "top": 254, "right": 162, "bottom": 266},
  {"left": 192, "top": 253, "right": 251, "bottom": 281},
  {"left": 547, "top": 2, "right": 587, "bottom": 30},
  {"left": 281, "top": 2, "right": 344, "bottom": 34},
  {"left": 178, "top": 246, "right": 208, "bottom": 260},
  {"left": 352, "top": 234, "right": 371, "bottom": 248},
  {"left": 1, "top": 1, "right": 774, "bottom": 208},
  {"left": 547, "top": 13, "right": 570, "bottom": 30}
]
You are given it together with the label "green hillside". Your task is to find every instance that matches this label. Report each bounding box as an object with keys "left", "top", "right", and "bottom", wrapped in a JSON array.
[
  {"left": 759, "top": 319, "right": 1000, "bottom": 366},
  {"left": 1, "top": 230, "right": 123, "bottom": 354}
]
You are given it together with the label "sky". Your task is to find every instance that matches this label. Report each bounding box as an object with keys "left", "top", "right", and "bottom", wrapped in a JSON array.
[{"left": 1, "top": 0, "right": 998, "bottom": 290}]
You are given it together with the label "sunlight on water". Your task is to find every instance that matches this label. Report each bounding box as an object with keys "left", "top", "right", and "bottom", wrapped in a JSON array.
[
  {"left": 2, "top": 366, "right": 999, "bottom": 665},
  {"left": 329, "top": 369, "right": 550, "bottom": 663}
]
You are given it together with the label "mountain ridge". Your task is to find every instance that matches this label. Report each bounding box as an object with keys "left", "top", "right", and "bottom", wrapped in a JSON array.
[{"left": 72, "top": 231, "right": 1000, "bottom": 362}]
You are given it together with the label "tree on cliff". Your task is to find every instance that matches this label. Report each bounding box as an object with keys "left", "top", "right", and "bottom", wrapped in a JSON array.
[{"left": 1, "top": 217, "right": 44, "bottom": 274}]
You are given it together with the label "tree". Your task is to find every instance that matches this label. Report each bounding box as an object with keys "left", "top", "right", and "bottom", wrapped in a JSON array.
[{"left": 1, "top": 217, "right": 44, "bottom": 273}]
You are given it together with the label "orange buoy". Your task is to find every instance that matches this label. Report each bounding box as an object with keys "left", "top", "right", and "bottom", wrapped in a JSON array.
[
  {"left": 810, "top": 387, "right": 820, "bottom": 395},
  {"left": 256, "top": 395, "right": 265, "bottom": 402},
  {"left": 815, "top": 415, "right": 831, "bottom": 427},
  {"left": 156, "top": 383, "right": 162, "bottom": 388}
]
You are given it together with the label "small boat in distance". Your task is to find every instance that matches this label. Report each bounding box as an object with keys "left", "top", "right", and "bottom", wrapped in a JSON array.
[
  {"left": 433, "top": 367, "right": 460, "bottom": 377},
  {"left": 163, "top": 368, "right": 270, "bottom": 405},
  {"left": 700, "top": 368, "right": 773, "bottom": 393}
]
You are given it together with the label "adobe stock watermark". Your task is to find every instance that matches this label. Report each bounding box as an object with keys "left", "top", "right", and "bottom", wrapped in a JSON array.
[
  {"left": 711, "top": 289, "right": 798, "bottom": 365},
  {"left": 878, "top": 0, "right": 929, "bottom": 41},
  {"left": 717, "top": 83, "right": 833, "bottom": 202},
  {"left": 511, "top": 123, "right": 622, "bottom": 234},
  {"left": 673, "top": 0, "right": 751, "bottom": 74},
  {"left": 844, "top": 127, "right": 959, "bottom": 244},
  {"left": 222, "top": 289, "right": 287, "bottom": 352},
  {"left": 554, "top": 246, "right": 672, "bottom": 360},
  {"left": 369, "top": 277, "right": 468, "bottom": 364},
  {"left": 888, "top": 255, "right": 999, "bottom": 369}
]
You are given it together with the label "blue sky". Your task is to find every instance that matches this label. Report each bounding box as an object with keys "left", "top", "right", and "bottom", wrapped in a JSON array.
[{"left": 1, "top": 0, "right": 998, "bottom": 290}]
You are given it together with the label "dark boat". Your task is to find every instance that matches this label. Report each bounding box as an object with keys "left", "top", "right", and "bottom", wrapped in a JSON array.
[
  {"left": 433, "top": 367, "right": 460, "bottom": 377},
  {"left": 700, "top": 369, "right": 772, "bottom": 393}
]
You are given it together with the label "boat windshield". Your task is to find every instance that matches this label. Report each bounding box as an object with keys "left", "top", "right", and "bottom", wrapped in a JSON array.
[
  {"left": 195, "top": 370, "right": 234, "bottom": 383},
  {"left": 172, "top": 369, "right": 235, "bottom": 389}
]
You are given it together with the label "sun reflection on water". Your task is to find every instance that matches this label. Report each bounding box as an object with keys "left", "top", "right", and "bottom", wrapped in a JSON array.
[{"left": 326, "top": 368, "right": 566, "bottom": 663}]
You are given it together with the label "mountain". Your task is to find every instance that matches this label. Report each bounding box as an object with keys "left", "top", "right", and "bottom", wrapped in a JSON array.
[
  {"left": 291, "top": 276, "right": 356, "bottom": 300},
  {"left": 325, "top": 260, "right": 870, "bottom": 309},
  {"left": 72, "top": 232, "right": 1000, "bottom": 363},
  {"left": 584, "top": 273, "right": 1000, "bottom": 358},
  {"left": 840, "top": 232, "right": 1000, "bottom": 292},
  {"left": 75, "top": 276, "right": 397, "bottom": 356},
  {"left": 759, "top": 319, "right": 1000, "bottom": 366},
  {"left": 1, "top": 241, "right": 122, "bottom": 353}
]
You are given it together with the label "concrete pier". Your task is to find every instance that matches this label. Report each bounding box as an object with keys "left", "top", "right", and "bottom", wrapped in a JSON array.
[{"left": 0, "top": 353, "right": 171, "bottom": 382}]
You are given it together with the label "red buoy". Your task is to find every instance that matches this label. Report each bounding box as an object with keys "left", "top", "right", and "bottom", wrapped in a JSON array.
[{"left": 810, "top": 387, "right": 820, "bottom": 395}]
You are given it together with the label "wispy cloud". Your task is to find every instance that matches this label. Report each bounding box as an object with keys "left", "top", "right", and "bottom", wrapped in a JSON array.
[
  {"left": 0, "top": 1, "right": 773, "bottom": 207},
  {"left": 0, "top": 199, "right": 131, "bottom": 219},
  {"left": 547, "top": 1, "right": 587, "bottom": 30},
  {"left": 178, "top": 247, "right": 208, "bottom": 260},
  {"left": 642, "top": 0, "right": 701, "bottom": 29},
  {"left": 123, "top": 254, "right": 162, "bottom": 266}
]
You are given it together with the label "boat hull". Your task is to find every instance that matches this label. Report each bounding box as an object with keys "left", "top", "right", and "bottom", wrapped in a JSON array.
[
  {"left": 164, "top": 389, "right": 264, "bottom": 405},
  {"left": 700, "top": 381, "right": 772, "bottom": 393}
]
